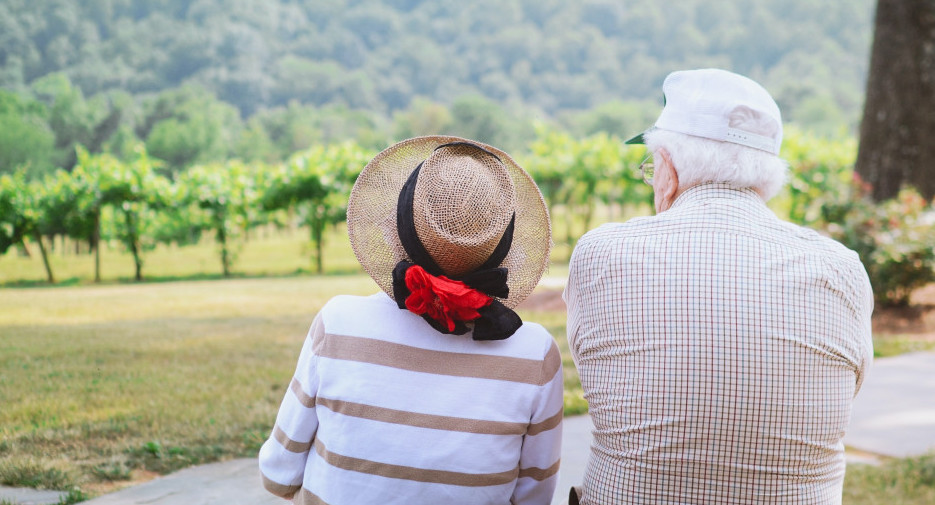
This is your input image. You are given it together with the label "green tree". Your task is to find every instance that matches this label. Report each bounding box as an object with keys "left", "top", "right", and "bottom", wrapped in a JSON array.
[
  {"left": 233, "top": 117, "right": 278, "bottom": 163},
  {"left": 31, "top": 72, "right": 121, "bottom": 170},
  {"left": 0, "top": 90, "right": 56, "bottom": 178},
  {"left": 109, "top": 148, "right": 167, "bottom": 282},
  {"left": 1, "top": 0, "right": 876, "bottom": 133},
  {"left": 0, "top": 173, "right": 33, "bottom": 256},
  {"left": 391, "top": 98, "right": 452, "bottom": 140},
  {"left": 568, "top": 100, "right": 659, "bottom": 139},
  {"left": 73, "top": 146, "right": 168, "bottom": 282},
  {"left": 522, "top": 125, "right": 572, "bottom": 223},
  {"left": 177, "top": 161, "right": 259, "bottom": 277},
  {"left": 261, "top": 142, "right": 371, "bottom": 274},
  {"left": 0, "top": 172, "right": 56, "bottom": 282},
  {"left": 250, "top": 102, "right": 321, "bottom": 160},
  {"left": 524, "top": 128, "right": 651, "bottom": 251},
  {"left": 139, "top": 85, "right": 241, "bottom": 176},
  {"left": 69, "top": 153, "right": 107, "bottom": 282},
  {"left": 448, "top": 95, "right": 512, "bottom": 147},
  {"left": 250, "top": 102, "right": 385, "bottom": 160}
]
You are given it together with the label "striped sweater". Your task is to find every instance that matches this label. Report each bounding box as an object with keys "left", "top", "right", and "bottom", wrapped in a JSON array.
[{"left": 259, "top": 292, "right": 564, "bottom": 505}]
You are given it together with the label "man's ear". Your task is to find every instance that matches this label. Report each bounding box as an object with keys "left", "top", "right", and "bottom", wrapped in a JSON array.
[{"left": 658, "top": 148, "right": 679, "bottom": 202}]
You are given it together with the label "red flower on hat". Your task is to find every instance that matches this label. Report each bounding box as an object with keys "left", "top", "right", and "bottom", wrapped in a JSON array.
[{"left": 404, "top": 265, "right": 492, "bottom": 332}]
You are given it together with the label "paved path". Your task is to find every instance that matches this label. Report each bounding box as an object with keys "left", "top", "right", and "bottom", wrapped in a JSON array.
[
  {"left": 4, "top": 352, "right": 934, "bottom": 505},
  {"left": 0, "top": 486, "right": 69, "bottom": 505},
  {"left": 842, "top": 351, "right": 935, "bottom": 458}
]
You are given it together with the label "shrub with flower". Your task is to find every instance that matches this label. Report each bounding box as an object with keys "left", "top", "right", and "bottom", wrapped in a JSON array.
[{"left": 821, "top": 177, "right": 935, "bottom": 307}]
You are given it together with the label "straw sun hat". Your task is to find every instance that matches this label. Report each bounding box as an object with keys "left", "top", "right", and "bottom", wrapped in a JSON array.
[{"left": 347, "top": 136, "right": 551, "bottom": 330}]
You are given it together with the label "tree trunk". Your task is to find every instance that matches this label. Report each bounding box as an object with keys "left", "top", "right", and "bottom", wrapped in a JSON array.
[
  {"left": 582, "top": 182, "right": 597, "bottom": 238},
  {"left": 312, "top": 220, "right": 324, "bottom": 275},
  {"left": 123, "top": 211, "right": 143, "bottom": 282},
  {"left": 565, "top": 205, "right": 574, "bottom": 250},
  {"left": 93, "top": 209, "right": 101, "bottom": 283},
  {"left": 34, "top": 233, "right": 55, "bottom": 284},
  {"left": 133, "top": 251, "right": 142, "bottom": 281},
  {"left": 218, "top": 220, "right": 230, "bottom": 277},
  {"left": 856, "top": 0, "right": 935, "bottom": 201}
]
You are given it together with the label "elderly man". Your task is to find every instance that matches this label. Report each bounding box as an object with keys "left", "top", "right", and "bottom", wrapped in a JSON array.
[{"left": 564, "top": 69, "right": 873, "bottom": 505}]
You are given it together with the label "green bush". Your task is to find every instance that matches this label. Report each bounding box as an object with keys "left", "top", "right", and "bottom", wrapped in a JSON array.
[
  {"left": 779, "top": 133, "right": 935, "bottom": 307},
  {"left": 823, "top": 180, "right": 935, "bottom": 307}
]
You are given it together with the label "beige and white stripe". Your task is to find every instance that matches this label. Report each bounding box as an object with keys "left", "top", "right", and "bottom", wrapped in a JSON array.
[
  {"left": 259, "top": 293, "right": 563, "bottom": 505},
  {"left": 317, "top": 332, "right": 562, "bottom": 386}
]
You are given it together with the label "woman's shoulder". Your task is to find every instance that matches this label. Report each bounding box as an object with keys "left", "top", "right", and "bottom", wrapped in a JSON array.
[
  {"left": 508, "top": 321, "right": 559, "bottom": 359},
  {"left": 322, "top": 292, "right": 395, "bottom": 313}
]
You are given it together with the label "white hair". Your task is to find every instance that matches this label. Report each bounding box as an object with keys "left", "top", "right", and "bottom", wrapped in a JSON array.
[{"left": 643, "top": 129, "right": 789, "bottom": 201}]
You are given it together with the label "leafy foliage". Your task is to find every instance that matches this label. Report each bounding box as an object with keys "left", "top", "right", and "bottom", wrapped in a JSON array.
[
  {"left": 0, "top": 171, "right": 60, "bottom": 282},
  {"left": 0, "top": 0, "right": 873, "bottom": 139},
  {"left": 177, "top": 161, "right": 259, "bottom": 277},
  {"left": 0, "top": 0, "right": 879, "bottom": 182},
  {"left": 824, "top": 184, "right": 935, "bottom": 307},
  {"left": 3, "top": 132, "right": 935, "bottom": 308},
  {"left": 262, "top": 142, "right": 372, "bottom": 273},
  {"left": 0, "top": 172, "right": 33, "bottom": 255},
  {"left": 780, "top": 128, "right": 859, "bottom": 224},
  {"left": 0, "top": 90, "right": 56, "bottom": 177},
  {"left": 139, "top": 85, "right": 241, "bottom": 176},
  {"left": 779, "top": 134, "right": 935, "bottom": 307},
  {"left": 73, "top": 146, "right": 169, "bottom": 281},
  {"left": 523, "top": 128, "right": 651, "bottom": 250}
]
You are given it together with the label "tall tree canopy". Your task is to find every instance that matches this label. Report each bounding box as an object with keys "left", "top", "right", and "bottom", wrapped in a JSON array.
[
  {"left": 0, "top": 0, "right": 879, "bottom": 179},
  {"left": 1, "top": 0, "right": 874, "bottom": 126}
]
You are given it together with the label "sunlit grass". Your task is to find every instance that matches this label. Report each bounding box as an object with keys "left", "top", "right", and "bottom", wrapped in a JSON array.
[
  {"left": 0, "top": 225, "right": 362, "bottom": 286},
  {"left": 873, "top": 337, "right": 935, "bottom": 358},
  {"left": 0, "top": 275, "right": 375, "bottom": 491},
  {"left": 0, "top": 274, "right": 577, "bottom": 496},
  {"left": 844, "top": 453, "right": 935, "bottom": 505},
  {"left": 515, "top": 306, "right": 585, "bottom": 416}
]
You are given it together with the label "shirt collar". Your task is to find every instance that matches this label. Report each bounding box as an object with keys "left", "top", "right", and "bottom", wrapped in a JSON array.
[{"left": 669, "top": 182, "right": 765, "bottom": 210}]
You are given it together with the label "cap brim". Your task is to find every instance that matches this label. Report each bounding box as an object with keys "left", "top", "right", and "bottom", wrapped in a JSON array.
[
  {"left": 625, "top": 126, "right": 658, "bottom": 145},
  {"left": 624, "top": 132, "right": 645, "bottom": 145}
]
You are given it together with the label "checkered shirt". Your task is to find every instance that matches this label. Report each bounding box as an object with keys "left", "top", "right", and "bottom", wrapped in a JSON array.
[{"left": 564, "top": 183, "right": 874, "bottom": 505}]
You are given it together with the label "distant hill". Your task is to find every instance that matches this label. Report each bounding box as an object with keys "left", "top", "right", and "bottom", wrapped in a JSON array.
[{"left": 0, "top": 0, "right": 874, "bottom": 130}]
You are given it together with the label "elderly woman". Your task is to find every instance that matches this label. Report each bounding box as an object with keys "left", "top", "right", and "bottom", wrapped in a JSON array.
[{"left": 259, "top": 137, "right": 563, "bottom": 505}]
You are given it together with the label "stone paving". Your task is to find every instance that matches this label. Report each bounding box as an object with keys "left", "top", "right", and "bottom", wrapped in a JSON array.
[{"left": 3, "top": 351, "right": 934, "bottom": 505}]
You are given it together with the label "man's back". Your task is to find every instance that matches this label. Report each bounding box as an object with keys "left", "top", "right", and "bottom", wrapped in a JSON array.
[{"left": 565, "top": 184, "right": 874, "bottom": 504}]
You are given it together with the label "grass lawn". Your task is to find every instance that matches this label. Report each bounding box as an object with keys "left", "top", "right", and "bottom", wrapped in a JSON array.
[
  {"left": 0, "top": 226, "right": 364, "bottom": 286},
  {"left": 0, "top": 272, "right": 586, "bottom": 500},
  {"left": 0, "top": 275, "right": 374, "bottom": 495}
]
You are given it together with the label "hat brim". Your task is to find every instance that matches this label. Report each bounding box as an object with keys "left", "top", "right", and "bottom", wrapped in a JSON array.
[
  {"left": 346, "top": 136, "right": 552, "bottom": 309},
  {"left": 625, "top": 127, "right": 659, "bottom": 145}
]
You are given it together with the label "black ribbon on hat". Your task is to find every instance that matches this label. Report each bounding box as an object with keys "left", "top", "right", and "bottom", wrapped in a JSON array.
[{"left": 391, "top": 143, "right": 522, "bottom": 340}]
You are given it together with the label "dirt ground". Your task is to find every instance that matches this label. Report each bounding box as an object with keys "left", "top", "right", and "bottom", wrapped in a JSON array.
[
  {"left": 871, "top": 283, "right": 935, "bottom": 339},
  {"left": 520, "top": 283, "right": 935, "bottom": 340}
]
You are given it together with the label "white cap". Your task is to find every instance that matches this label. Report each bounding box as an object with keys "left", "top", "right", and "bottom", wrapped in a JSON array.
[{"left": 627, "top": 68, "right": 783, "bottom": 155}]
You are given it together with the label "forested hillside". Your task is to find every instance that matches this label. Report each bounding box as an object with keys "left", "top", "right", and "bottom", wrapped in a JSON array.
[{"left": 0, "top": 0, "right": 874, "bottom": 177}]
